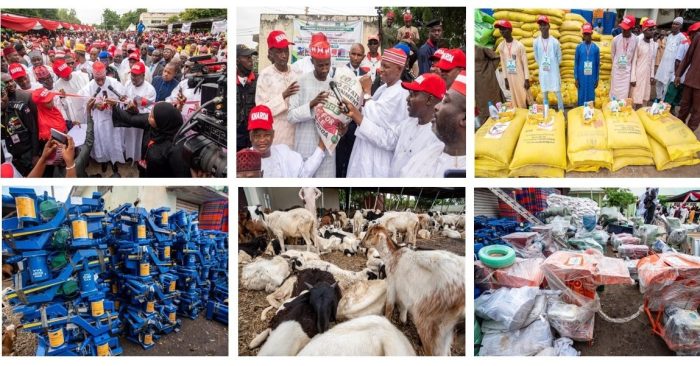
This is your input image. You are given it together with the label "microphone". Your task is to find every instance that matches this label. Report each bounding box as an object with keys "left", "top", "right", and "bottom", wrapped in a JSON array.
[
  {"left": 107, "top": 85, "right": 124, "bottom": 100},
  {"left": 92, "top": 87, "right": 102, "bottom": 98},
  {"left": 328, "top": 81, "right": 349, "bottom": 113}
]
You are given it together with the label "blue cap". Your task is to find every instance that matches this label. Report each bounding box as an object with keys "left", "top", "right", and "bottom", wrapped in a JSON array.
[
  {"left": 393, "top": 42, "right": 411, "bottom": 56},
  {"left": 98, "top": 51, "right": 110, "bottom": 59}
]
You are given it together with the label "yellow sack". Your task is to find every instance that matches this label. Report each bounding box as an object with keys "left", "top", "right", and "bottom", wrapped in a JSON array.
[
  {"left": 521, "top": 38, "right": 534, "bottom": 47},
  {"left": 561, "top": 60, "right": 574, "bottom": 68},
  {"left": 494, "top": 11, "right": 537, "bottom": 23},
  {"left": 561, "top": 20, "right": 584, "bottom": 32},
  {"left": 567, "top": 107, "right": 613, "bottom": 171},
  {"left": 533, "top": 30, "right": 561, "bottom": 39},
  {"left": 475, "top": 109, "right": 528, "bottom": 176},
  {"left": 611, "top": 156, "right": 654, "bottom": 172},
  {"left": 561, "top": 42, "right": 578, "bottom": 50},
  {"left": 521, "top": 23, "right": 539, "bottom": 32},
  {"left": 648, "top": 136, "right": 700, "bottom": 171},
  {"left": 565, "top": 13, "right": 587, "bottom": 24},
  {"left": 592, "top": 32, "right": 602, "bottom": 41},
  {"left": 560, "top": 35, "right": 583, "bottom": 44},
  {"left": 494, "top": 28, "right": 533, "bottom": 38},
  {"left": 636, "top": 108, "right": 700, "bottom": 161},
  {"left": 520, "top": 8, "right": 566, "bottom": 19},
  {"left": 509, "top": 111, "right": 567, "bottom": 177},
  {"left": 604, "top": 107, "right": 653, "bottom": 170}
]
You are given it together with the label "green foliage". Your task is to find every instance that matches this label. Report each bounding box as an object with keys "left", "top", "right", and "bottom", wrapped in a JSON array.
[
  {"left": 603, "top": 188, "right": 637, "bottom": 208},
  {"left": 56, "top": 9, "right": 81, "bottom": 24},
  {"left": 6, "top": 9, "right": 82, "bottom": 24},
  {"left": 382, "top": 7, "right": 466, "bottom": 48},
  {"left": 166, "top": 15, "right": 180, "bottom": 24},
  {"left": 102, "top": 9, "right": 121, "bottom": 31},
  {"left": 178, "top": 9, "right": 226, "bottom": 22},
  {"left": 118, "top": 8, "right": 147, "bottom": 30}
]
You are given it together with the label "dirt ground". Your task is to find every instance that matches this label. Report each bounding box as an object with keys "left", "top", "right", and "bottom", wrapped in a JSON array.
[
  {"left": 121, "top": 317, "right": 228, "bottom": 356},
  {"left": 238, "top": 236, "right": 466, "bottom": 356}
]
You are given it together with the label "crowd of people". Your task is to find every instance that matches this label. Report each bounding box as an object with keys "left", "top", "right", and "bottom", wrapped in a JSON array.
[
  {"left": 237, "top": 10, "right": 466, "bottom": 178},
  {"left": 493, "top": 15, "right": 700, "bottom": 129},
  {"left": 1, "top": 25, "right": 227, "bottom": 178}
]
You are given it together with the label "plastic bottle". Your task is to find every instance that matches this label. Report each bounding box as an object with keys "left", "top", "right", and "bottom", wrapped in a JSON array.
[
  {"left": 488, "top": 101, "right": 499, "bottom": 120},
  {"left": 543, "top": 98, "right": 549, "bottom": 120}
]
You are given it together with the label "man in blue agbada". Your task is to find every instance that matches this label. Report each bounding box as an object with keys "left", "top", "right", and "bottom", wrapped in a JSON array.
[{"left": 574, "top": 23, "right": 600, "bottom": 106}]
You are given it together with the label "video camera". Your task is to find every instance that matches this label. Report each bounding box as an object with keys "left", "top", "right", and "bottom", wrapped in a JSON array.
[{"left": 178, "top": 55, "right": 227, "bottom": 177}]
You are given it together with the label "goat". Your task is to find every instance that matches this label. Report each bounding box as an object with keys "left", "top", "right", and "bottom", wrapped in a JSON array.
[
  {"left": 314, "top": 235, "right": 343, "bottom": 255},
  {"left": 362, "top": 208, "right": 384, "bottom": 221},
  {"left": 239, "top": 236, "right": 269, "bottom": 259},
  {"left": 417, "top": 229, "right": 431, "bottom": 240},
  {"left": 319, "top": 226, "right": 360, "bottom": 256},
  {"left": 441, "top": 228, "right": 462, "bottom": 239},
  {"left": 336, "top": 280, "right": 387, "bottom": 321},
  {"left": 292, "top": 257, "right": 374, "bottom": 285},
  {"left": 373, "top": 211, "right": 419, "bottom": 247},
  {"left": 337, "top": 211, "right": 349, "bottom": 230},
  {"left": 361, "top": 225, "right": 465, "bottom": 356},
  {"left": 365, "top": 248, "right": 386, "bottom": 280},
  {"left": 352, "top": 210, "right": 364, "bottom": 237},
  {"left": 2, "top": 324, "right": 16, "bottom": 356},
  {"left": 259, "top": 208, "right": 318, "bottom": 253},
  {"left": 250, "top": 281, "right": 342, "bottom": 356},
  {"left": 241, "top": 256, "right": 291, "bottom": 292},
  {"left": 297, "top": 315, "right": 415, "bottom": 356}
]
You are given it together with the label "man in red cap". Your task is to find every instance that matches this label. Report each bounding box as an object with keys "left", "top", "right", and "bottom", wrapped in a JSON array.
[
  {"left": 385, "top": 73, "right": 446, "bottom": 177},
  {"left": 33, "top": 65, "right": 54, "bottom": 91},
  {"left": 534, "top": 15, "right": 564, "bottom": 110},
  {"left": 8, "top": 63, "right": 40, "bottom": 91},
  {"left": 246, "top": 104, "right": 324, "bottom": 177},
  {"left": 288, "top": 39, "right": 337, "bottom": 177},
  {"left": 436, "top": 48, "right": 466, "bottom": 89},
  {"left": 255, "top": 30, "right": 301, "bottom": 148},
  {"left": 343, "top": 48, "right": 410, "bottom": 177},
  {"left": 611, "top": 15, "right": 638, "bottom": 100},
  {"left": 123, "top": 61, "right": 156, "bottom": 163},
  {"left": 630, "top": 19, "right": 658, "bottom": 108},
  {"left": 397, "top": 12, "right": 420, "bottom": 47},
  {"left": 675, "top": 21, "right": 700, "bottom": 130},
  {"left": 292, "top": 32, "right": 327, "bottom": 74},
  {"left": 362, "top": 35, "right": 382, "bottom": 82},
  {"left": 80, "top": 61, "right": 126, "bottom": 177},
  {"left": 53, "top": 59, "right": 89, "bottom": 125},
  {"left": 381, "top": 11, "right": 398, "bottom": 50},
  {"left": 495, "top": 19, "right": 530, "bottom": 108},
  {"left": 574, "top": 23, "right": 600, "bottom": 106},
  {"left": 402, "top": 71, "right": 466, "bottom": 177}
]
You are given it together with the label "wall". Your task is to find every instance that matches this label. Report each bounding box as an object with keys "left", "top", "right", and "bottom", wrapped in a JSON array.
[
  {"left": 76, "top": 187, "right": 177, "bottom": 212},
  {"left": 242, "top": 187, "right": 340, "bottom": 211},
  {"left": 474, "top": 188, "right": 499, "bottom": 218},
  {"left": 258, "top": 13, "right": 379, "bottom": 70}
]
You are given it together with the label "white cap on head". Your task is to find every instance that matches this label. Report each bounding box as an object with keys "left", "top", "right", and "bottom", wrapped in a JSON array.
[{"left": 673, "top": 17, "right": 684, "bottom": 24}]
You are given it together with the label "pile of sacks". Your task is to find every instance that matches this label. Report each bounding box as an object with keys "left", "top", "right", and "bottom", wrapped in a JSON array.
[
  {"left": 637, "top": 107, "right": 700, "bottom": 170},
  {"left": 508, "top": 108, "right": 567, "bottom": 177},
  {"left": 546, "top": 194, "right": 599, "bottom": 229},
  {"left": 595, "top": 35, "right": 614, "bottom": 108}
]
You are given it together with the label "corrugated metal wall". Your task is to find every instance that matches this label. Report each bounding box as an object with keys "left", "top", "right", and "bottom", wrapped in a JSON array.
[{"left": 474, "top": 189, "right": 499, "bottom": 218}]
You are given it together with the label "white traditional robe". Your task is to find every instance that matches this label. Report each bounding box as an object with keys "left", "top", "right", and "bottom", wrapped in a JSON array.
[
  {"left": 54, "top": 71, "right": 89, "bottom": 124},
  {"left": 165, "top": 79, "right": 201, "bottom": 122},
  {"left": 123, "top": 80, "right": 156, "bottom": 161},
  {"left": 260, "top": 145, "right": 324, "bottom": 178},
  {"left": 655, "top": 32, "right": 685, "bottom": 85},
  {"left": 400, "top": 141, "right": 466, "bottom": 177},
  {"left": 80, "top": 77, "right": 125, "bottom": 164},
  {"left": 255, "top": 65, "right": 300, "bottom": 147},
  {"left": 389, "top": 118, "right": 444, "bottom": 177},
  {"left": 346, "top": 81, "right": 409, "bottom": 177}
]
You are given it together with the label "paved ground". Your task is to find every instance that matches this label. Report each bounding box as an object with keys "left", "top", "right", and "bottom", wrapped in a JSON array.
[{"left": 84, "top": 160, "right": 139, "bottom": 178}]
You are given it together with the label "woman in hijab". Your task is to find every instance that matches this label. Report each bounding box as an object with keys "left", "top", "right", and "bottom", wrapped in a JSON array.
[{"left": 111, "top": 101, "right": 190, "bottom": 177}]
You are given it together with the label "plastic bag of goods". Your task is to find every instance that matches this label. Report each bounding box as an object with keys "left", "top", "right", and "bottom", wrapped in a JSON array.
[
  {"left": 475, "top": 10, "right": 495, "bottom": 47},
  {"left": 547, "top": 297, "right": 596, "bottom": 341},
  {"left": 475, "top": 257, "right": 545, "bottom": 290},
  {"left": 502, "top": 232, "right": 545, "bottom": 258},
  {"left": 662, "top": 307, "right": 700, "bottom": 353},
  {"left": 482, "top": 294, "right": 547, "bottom": 333},
  {"left": 617, "top": 244, "right": 650, "bottom": 259},
  {"left": 479, "top": 318, "right": 554, "bottom": 356},
  {"left": 537, "top": 337, "right": 580, "bottom": 356},
  {"left": 509, "top": 107, "right": 567, "bottom": 177},
  {"left": 574, "top": 228, "right": 609, "bottom": 248},
  {"left": 611, "top": 233, "right": 641, "bottom": 250},
  {"left": 566, "top": 105, "right": 613, "bottom": 172},
  {"left": 648, "top": 136, "right": 700, "bottom": 171},
  {"left": 637, "top": 252, "right": 700, "bottom": 311},
  {"left": 625, "top": 259, "right": 640, "bottom": 281},
  {"left": 475, "top": 286, "right": 540, "bottom": 330},
  {"left": 603, "top": 100, "right": 654, "bottom": 171},
  {"left": 313, "top": 67, "right": 362, "bottom": 155},
  {"left": 636, "top": 107, "right": 700, "bottom": 161},
  {"left": 634, "top": 224, "right": 660, "bottom": 246},
  {"left": 567, "top": 237, "right": 604, "bottom": 253},
  {"left": 475, "top": 107, "right": 527, "bottom": 177}
]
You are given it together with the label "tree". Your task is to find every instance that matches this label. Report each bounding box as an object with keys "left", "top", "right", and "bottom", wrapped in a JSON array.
[
  {"left": 178, "top": 9, "right": 226, "bottom": 21},
  {"left": 603, "top": 188, "right": 637, "bottom": 209},
  {"left": 166, "top": 15, "right": 180, "bottom": 24},
  {"left": 8, "top": 9, "right": 59, "bottom": 20},
  {"left": 102, "top": 9, "right": 121, "bottom": 31},
  {"left": 57, "top": 9, "right": 81, "bottom": 24},
  {"left": 382, "top": 7, "right": 466, "bottom": 48},
  {"left": 119, "top": 8, "right": 147, "bottom": 30}
]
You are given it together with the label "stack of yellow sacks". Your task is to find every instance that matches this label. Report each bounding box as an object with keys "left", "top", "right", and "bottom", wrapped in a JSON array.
[
  {"left": 636, "top": 107, "right": 700, "bottom": 170},
  {"left": 509, "top": 107, "right": 567, "bottom": 177},
  {"left": 475, "top": 107, "right": 528, "bottom": 177},
  {"left": 567, "top": 105, "right": 613, "bottom": 172},
  {"left": 603, "top": 100, "right": 654, "bottom": 171},
  {"left": 595, "top": 35, "right": 614, "bottom": 108}
]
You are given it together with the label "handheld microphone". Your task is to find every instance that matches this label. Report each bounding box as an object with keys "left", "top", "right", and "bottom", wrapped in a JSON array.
[
  {"left": 107, "top": 85, "right": 124, "bottom": 99},
  {"left": 328, "top": 81, "right": 349, "bottom": 113},
  {"left": 92, "top": 87, "right": 102, "bottom": 98}
]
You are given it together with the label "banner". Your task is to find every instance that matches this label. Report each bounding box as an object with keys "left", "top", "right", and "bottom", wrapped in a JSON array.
[
  {"left": 167, "top": 24, "right": 173, "bottom": 33},
  {"left": 292, "top": 19, "right": 364, "bottom": 68},
  {"left": 181, "top": 22, "right": 191, "bottom": 33},
  {"left": 211, "top": 19, "right": 227, "bottom": 34}
]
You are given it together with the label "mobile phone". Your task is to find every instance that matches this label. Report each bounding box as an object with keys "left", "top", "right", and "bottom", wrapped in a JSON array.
[
  {"left": 50, "top": 128, "right": 68, "bottom": 145},
  {"left": 443, "top": 169, "right": 466, "bottom": 178}
]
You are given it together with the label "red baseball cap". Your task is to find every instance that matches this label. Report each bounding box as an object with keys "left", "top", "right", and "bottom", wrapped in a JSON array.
[
  {"left": 32, "top": 87, "right": 59, "bottom": 104},
  {"left": 494, "top": 19, "right": 512, "bottom": 29},
  {"left": 128, "top": 52, "right": 140, "bottom": 61},
  {"left": 3, "top": 46, "right": 17, "bottom": 56},
  {"left": 131, "top": 62, "right": 146, "bottom": 75},
  {"left": 436, "top": 49, "right": 466, "bottom": 71},
  {"left": 620, "top": 16, "right": 635, "bottom": 30},
  {"left": 53, "top": 59, "right": 72, "bottom": 79},
  {"left": 309, "top": 41, "right": 331, "bottom": 59},
  {"left": 93, "top": 61, "right": 107, "bottom": 77},
  {"left": 431, "top": 48, "right": 448, "bottom": 61},
  {"left": 450, "top": 70, "right": 466, "bottom": 96},
  {"left": 642, "top": 19, "right": 656, "bottom": 30},
  {"left": 310, "top": 32, "right": 327, "bottom": 45},
  {"left": 401, "top": 73, "right": 447, "bottom": 99},
  {"left": 248, "top": 105, "right": 274, "bottom": 131},
  {"left": 48, "top": 50, "right": 56, "bottom": 55},
  {"left": 404, "top": 13, "right": 412, "bottom": 21},
  {"left": 582, "top": 23, "right": 593, "bottom": 34},
  {"left": 537, "top": 15, "right": 550, "bottom": 24},
  {"left": 267, "top": 30, "right": 294, "bottom": 49},
  {"left": 8, "top": 63, "right": 27, "bottom": 80}
]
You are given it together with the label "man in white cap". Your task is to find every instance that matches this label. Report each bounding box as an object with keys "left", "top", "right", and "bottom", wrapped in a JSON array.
[
  {"left": 343, "top": 48, "right": 410, "bottom": 177},
  {"left": 654, "top": 16, "right": 684, "bottom": 100}
]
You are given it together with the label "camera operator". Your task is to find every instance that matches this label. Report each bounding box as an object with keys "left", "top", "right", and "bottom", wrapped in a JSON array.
[{"left": 110, "top": 100, "right": 192, "bottom": 177}]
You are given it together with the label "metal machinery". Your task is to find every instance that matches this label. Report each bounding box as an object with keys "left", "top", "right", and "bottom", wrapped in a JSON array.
[{"left": 2, "top": 189, "right": 228, "bottom": 355}]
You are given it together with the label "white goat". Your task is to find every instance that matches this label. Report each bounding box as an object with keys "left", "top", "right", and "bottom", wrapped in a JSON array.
[
  {"left": 241, "top": 256, "right": 291, "bottom": 292},
  {"left": 260, "top": 208, "right": 318, "bottom": 253},
  {"left": 417, "top": 229, "right": 431, "bottom": 240},
  {"left": 441, "top": 228, "right": 462, "bottom": 239},
  {"left": 297, "top": 315, "right": 416, "bottom": 356},
  {"left": 337, "top": 280, "right": 387, "bottom": 321},
  {"left": 373, "top": 211, "right": 419, "bottom": 247},
  {"left": 352, "top": 210, "right": 364, "bottom": 236}
]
